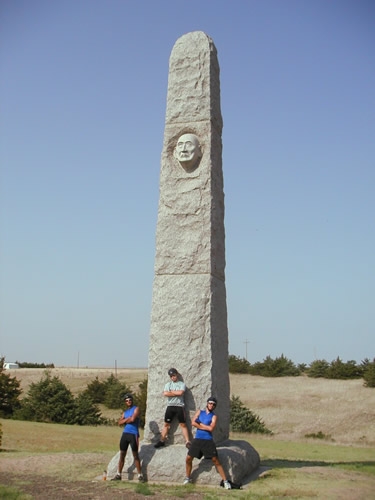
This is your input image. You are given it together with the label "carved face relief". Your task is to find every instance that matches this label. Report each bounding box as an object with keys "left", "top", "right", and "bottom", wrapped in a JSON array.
[{"left": 173, "top": 133, "right": 202, "bottom": 171}]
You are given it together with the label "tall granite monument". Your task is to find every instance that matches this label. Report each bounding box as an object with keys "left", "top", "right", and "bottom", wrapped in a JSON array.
[
  {"left": 108, "top": 31, "right": 259, "bottom": 485},
  {"left": 145, "top": 30, "right": 230, "bottom": 445}
]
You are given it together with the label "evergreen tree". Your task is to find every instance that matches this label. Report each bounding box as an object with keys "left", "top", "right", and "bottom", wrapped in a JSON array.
[
  {"left": 16, "top": 371, "right": 76, "bottom": 423},
  {"left": 0, "top": 357, "right": 22, "bottom": 417},
  {"left": 72, "top": 392, "right": 103, "bottom": 425},
  {"left": 363, "top": 358, "right": 375, "bottom": 388},
  {"left": 230, "top": 395, "right": 272, "bottom": 434}
]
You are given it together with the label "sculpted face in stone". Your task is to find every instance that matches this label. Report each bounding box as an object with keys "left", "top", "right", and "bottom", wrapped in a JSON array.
[{"left": 174, "top": 133, "right": 202, "bottom": 170}]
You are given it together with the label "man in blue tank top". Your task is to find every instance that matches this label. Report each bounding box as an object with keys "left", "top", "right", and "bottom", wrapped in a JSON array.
[
  {"left": 111, "top": 393, "right": 143, "bottom": 481},
  {"left": 184, "top": 397, "right": 231, "bottom": 489}
]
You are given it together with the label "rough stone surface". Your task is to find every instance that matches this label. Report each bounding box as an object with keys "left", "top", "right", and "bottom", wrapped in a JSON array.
[
  {"left": 144, "top": 31, "right": 230, "bottom": 447},
  {"left": 107, "top": 440, "right": 260, "bottom": 486}
]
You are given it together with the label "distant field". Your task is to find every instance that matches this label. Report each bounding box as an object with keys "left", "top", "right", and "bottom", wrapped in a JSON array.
[{"left": 8, "top": 367, "right": 375, "bottom": 446}]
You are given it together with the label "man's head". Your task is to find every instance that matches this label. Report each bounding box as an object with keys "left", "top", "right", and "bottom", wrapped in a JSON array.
[
  {"left": 168, "top": 367, "right": 178, "bottom": 380},
  {"left": 173, "top": 133, "right": 202, "bottom": 170},
  {"left": 124, "top": 393, "right": 134, "bottom": 406},
  {"left": 206, "top": 396, "right": 217, "bottom": 412}
]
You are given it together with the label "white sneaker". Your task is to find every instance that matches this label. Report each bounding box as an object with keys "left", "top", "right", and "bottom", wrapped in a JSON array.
[
  {"left": 223, "top": 480, "right": 231, "bottom": 489},
  {"left": 183, "top": 477, "right": 192, "bottom": 485}
]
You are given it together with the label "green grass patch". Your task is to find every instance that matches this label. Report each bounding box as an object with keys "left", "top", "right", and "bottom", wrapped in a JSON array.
[
  {"left": 0, "top": 485, "right": 32, "bottom": 500},
  {"left": 2, "top": 422, "right": 375, "bottom": 499}
]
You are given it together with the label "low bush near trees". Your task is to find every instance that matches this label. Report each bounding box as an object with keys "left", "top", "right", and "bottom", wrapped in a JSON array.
[
  {"left": 363, "top": 358, "right": 375, "bottom": 388},
  {"left": 230, "top": 395, "right": 272, "bottom": 434},
  {"left": 0, "top": 357, "right": 22, "bottom": 418},
  {"left": 13, "top": 371, "right": 104, "bottom": 425}
]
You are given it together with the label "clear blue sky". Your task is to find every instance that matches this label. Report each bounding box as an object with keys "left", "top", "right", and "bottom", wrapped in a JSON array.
[{"left": 1, "top": 0, "right": 374, "bottom": 368}]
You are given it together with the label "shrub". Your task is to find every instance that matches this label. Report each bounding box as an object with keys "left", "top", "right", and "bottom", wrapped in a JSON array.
[
  {"left": 82, "top": 376, "right": 107, "bottom": 404},
  {"left": 304, "top": 431, "right": 332, "bottom": 441},
  {"left": 230, "top": 395, "right": 272, "bottom": 434},
  {"left": 14, "top": 371, "right": 103, "bottom": 425},
  {"left": 228, "top": 355, "right": 251, "bottom": 374},
  {"left": 102, "top": 374, "right": 131, "bottom": 409},
  {"left": 71, "top": 393, "right": 103, "bottom": 425},
  {"left": 307, "top": 359, "right": 330, "bottom": 378},
  {"left": 0, "top": 357, "right": 22, "bottom": 417},
  {"left": 15, "top": 371, "right": 76, "bottom": 423},
  {"left": 297, "top": 363, "right": 307, "bottom": 373},
  {"left": 250, "top": 354, "right": 300, "bottom": 377},
  {"left": 134, "top": 378, "right": 148, "bottom": 428},
  {"left": 363, "top": 358, "right": 375, "bottom": 388},
  {"left": 326, "top": 357, "right": 362, "bottom": 379}
]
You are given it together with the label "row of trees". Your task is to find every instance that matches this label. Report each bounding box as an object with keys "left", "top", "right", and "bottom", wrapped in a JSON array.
[
  {"left": 15, "top": 361, "right": 55, "bottom": 368},
  {"left": 228, "top": 354, "right": 375, "bottom": 386},
  {"left": 0, "top": 358, "right": 268, "bottom": 434}
]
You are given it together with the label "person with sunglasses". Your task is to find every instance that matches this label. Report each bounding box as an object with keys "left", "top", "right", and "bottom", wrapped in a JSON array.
[
  {"left": 111, "top": 393, "right": 143, "bottom": 482},
  {"left": 184, "top": 397, "right": 231, "bottom": 489}
]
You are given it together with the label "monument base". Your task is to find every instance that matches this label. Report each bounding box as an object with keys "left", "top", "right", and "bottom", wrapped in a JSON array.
[{"left": 107, "top": 439, "right": 260, "bottom": 486}]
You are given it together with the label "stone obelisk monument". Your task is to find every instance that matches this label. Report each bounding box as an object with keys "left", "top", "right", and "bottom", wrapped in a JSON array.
[
  {"left": 144, "top": 30, "right": 230, "bottom": 445},
  {"left": 108, "top": 31, "right": 259, "bottom": 485}
]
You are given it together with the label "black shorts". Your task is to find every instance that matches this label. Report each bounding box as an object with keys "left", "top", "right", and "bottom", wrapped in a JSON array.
[
  {"left": 119, "top": 432, "right": 139, "bottom": 453},
  {"left": 187, "top": 438, "right": 218, "bottom": 459},
  {"left": 164, "top": 405, "right": 186, "bottom": 424}
]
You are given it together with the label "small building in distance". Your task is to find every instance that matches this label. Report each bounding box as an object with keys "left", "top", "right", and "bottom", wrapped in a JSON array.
[{"left": 3, "top": 362, "right": 19, "bottom": 370}]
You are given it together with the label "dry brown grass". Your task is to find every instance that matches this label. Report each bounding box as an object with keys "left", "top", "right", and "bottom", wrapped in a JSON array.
[
  {"left": 12, "top": 367, "right": 148, "bottom": 395},
  {"left": 9, "top": 368, "right": 375, "bottom": 446},
  {"left": 230, "top": 373, "right": 375, "bottom": 447}
]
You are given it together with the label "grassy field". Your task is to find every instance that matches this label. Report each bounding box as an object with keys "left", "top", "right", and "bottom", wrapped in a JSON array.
[
  {"left": 9, "top": 367, "right": 375, "bottom": 446},
  {"left": 1, "top": 368, "right": 375, "bottom": 499}
]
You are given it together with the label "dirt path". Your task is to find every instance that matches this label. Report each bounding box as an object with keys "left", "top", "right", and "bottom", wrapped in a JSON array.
[
  {"left": 0, "top": 453, "right": 205, "bottom": 499},
  {"left": 0, "top": 473, "right": 207, "bottom": 499}
]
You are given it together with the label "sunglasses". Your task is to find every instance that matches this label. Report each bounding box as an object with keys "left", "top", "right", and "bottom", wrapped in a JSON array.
[{"left": 207, "top": 401, "right": 216, "bottom": 406}]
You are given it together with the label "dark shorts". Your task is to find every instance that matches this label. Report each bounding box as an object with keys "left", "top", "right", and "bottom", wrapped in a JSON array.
[
  {"left": 187, "top": 438, "right": 218, "bottom": 459},
  {"left": 164, "top": 405, "right": 186, "bottom": 424},
  {"left": 119, "top": 432, "right": 139, "bottom": 453}
]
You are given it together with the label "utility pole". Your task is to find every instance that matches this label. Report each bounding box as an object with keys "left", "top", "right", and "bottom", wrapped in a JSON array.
[{"left": 244, "top": 339, "right": 250, "bottom": 361}]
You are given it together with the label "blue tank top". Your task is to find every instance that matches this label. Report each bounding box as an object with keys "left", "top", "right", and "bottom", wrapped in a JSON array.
[
  {"left": 195, "top": 410, "right": 214, "bottom": 440},
  {"left": 123, "top": 405, "right": 140, "bottom": 436}
]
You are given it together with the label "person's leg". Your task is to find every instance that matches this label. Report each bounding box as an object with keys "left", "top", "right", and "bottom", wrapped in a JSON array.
[
  {"left": 132, "top": 451, "right": 142, "bottom": 474},
  {"left": 212, "top": 456, "right": 227, "bottom": 481},
  {"left": 179, "top": 422, "right": 190, "bottom": 444},
  {"left": 129, "top": 435, "right": 142, "bottom": 476},
  {"left": 160, "top": 422, "right": 170, "bottom": 441},
  {"left": 185, "top": 454, "right": 193, "bottom": 479},
  {"left": 118, "top": 450, "right": 126, "bottom": 473}
]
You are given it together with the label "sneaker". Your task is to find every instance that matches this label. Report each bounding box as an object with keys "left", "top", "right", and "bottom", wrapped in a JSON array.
[
  {"left": 111, "top": 474, "right": 121, "bottom": 481},
  {"left": 183, "top": 477, "right": 192, "bottom": 485},
  {"left": 223, "top": 480, "right": 232, "bottom": 490},
  {"left": 185, "top": 441, "right": 191, "bottom": 449},
  {"left": 138, "top": 474, "right": 144, "bottom": 482},
  {"left": 154, "top": 440, "right": 165, "bottom": 449}
]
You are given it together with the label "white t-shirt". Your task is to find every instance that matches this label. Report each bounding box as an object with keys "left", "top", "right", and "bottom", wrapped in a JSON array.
[{"left": 164, "top": 379, "right": 186, "bottom": 407}]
